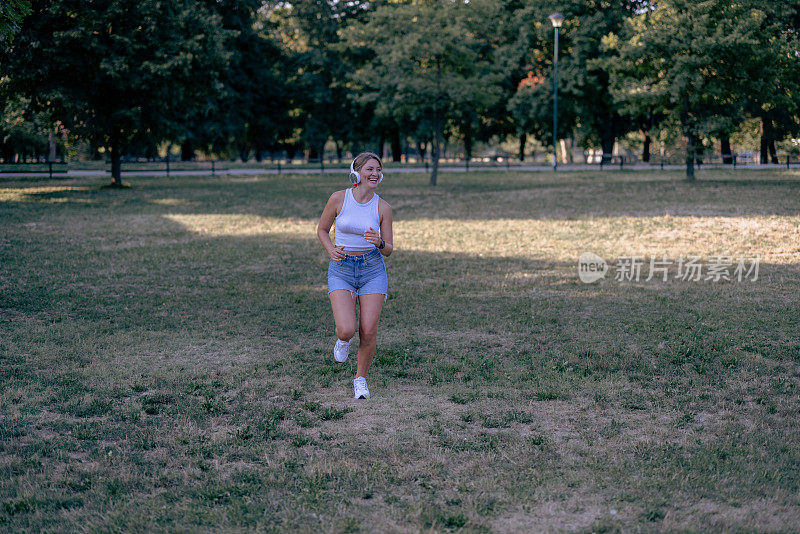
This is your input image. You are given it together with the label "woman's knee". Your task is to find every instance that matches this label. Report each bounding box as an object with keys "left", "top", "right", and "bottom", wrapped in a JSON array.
[
  {"left": 336, "top": 324, "right": 356, "bottom": 340},
  {"left": 358, "top": 324, "right": 378, "bottom": 343}
]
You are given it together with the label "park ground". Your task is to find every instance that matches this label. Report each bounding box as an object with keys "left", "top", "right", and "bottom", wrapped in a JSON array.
[{"left": 1, "top": 169, "right": 799, "bottom": 532}]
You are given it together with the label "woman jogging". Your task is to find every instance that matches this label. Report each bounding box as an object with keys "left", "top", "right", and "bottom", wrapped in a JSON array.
[{"left": 317, "top": 152, "right": 393, "bottom": 399}]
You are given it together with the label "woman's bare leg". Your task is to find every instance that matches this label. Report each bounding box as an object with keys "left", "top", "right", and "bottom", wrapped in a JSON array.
[
  {"left": 356, "top": 294, "right": 384, "bottom": 378},
  {"left": 329, "top": 290, "right": 357, "bottom": 341}
]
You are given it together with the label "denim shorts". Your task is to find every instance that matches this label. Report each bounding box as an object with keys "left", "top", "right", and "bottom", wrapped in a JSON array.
[{"left": 328, "top": 248, "right": 388, "bottom": 299}]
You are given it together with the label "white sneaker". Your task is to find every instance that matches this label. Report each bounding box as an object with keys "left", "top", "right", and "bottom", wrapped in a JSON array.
[
  {"left": 353, "top": 377, "right": 370, "bottom": 399},
  {"left": 333, "top": 338, "right": 350, "bottom": 363}
]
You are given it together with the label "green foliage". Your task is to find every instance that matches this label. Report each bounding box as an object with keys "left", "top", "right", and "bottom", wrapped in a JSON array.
[
  {"left": 187, "top": 0, "right": 289, "bottom": 161},
  {"left": 350, "top": 0, "right": 504, "bottom": 182},
  {"left": 1, "top": 0, "right": 234, "bottom": 180},
  {"left": 603, "top": 0, "right": 800, "bottom": 174},
  {"left": 0, "top": 0, "right": 31, "bottom": 44},
  {"left": 2, "top": 0, "right": 799, "bottom": 168},
  {"left": 0, "top": 96, "right": 49, "bottom": 161},
  {"left": 507, "top": 0, "right": 641, "bottom": 153},
  {"left": 266, "top": 1, "right": 369, "bottom": 158}
]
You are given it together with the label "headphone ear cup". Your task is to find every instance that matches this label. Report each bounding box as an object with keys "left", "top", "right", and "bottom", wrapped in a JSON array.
[{"left": 349, "top": 159, "right": 361, "bottom": 184}]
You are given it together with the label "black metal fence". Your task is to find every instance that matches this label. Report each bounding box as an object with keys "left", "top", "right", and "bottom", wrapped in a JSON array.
[
  {"left": 1, "top": 153, "right": 798, "bottom": 178},
  {"left": 592, "top": 153, "right": 798, "bottom": 170},
  {"left": 0, "top": 161, "right": 68, "bottom": 178}
]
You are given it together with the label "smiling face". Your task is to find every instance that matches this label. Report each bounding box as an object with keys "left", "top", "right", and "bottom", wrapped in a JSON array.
[{"left": 358, "top": 158, "right": 382, "bottom": 188}]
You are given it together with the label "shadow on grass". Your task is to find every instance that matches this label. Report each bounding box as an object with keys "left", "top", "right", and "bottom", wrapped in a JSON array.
[
  {"left": 4, "top": 224, "right": 798, "bottom": 390},
  {"left": 3, "top": 207, "right": 800, "bottom": 532}
]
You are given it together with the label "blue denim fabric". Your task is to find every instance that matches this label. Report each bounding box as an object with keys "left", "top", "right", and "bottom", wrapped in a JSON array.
[{"left": 328, "top": 248, "right": 388, "bottom": 298}]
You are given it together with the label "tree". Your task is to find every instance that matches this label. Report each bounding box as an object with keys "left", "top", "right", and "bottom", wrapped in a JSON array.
[
  {"left": 603, "top": 0, "right": 769, "bottom": 179},
  {"left": 732, "top": 1, "right": 800, "bottom": 164},
  {"left": 268, "top": 1, "right": 371, "bottom": 162},
  {"left": 351, "top": 0, "right": 502, "bottom": 186},
  {"left": 508, "top": 0, "right": 642, "bottom": 164},
  {"left": 0, "top": 0, "right": 30, "bottom": 44},
  {"left": 1, "top": 0, "right": 232, "bottom": 185},
  {"left": 180, "top": 0, "right": 290, "bottom": 162},
  {"left": 0, "top": 96, "right": 49, "bottom": 162}
]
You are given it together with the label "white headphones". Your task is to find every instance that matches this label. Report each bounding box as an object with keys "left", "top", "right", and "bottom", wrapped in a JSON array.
[{"left": 349, "top": 157, "right": 383, "bottom": 185}]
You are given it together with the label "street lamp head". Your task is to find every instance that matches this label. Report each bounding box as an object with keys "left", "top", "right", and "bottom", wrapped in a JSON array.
[{"left": 549, "top": 13, "right": 565, "bottom": 28}]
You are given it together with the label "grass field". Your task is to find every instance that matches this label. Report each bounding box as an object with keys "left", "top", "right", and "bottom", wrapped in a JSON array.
[{"left": 1, "top": 169, "right": 799, "bottom": 532}]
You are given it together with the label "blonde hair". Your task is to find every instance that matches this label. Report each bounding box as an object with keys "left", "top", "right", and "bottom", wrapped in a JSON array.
[{"left": 352, "top": 152, "right": 382, "bottom": 179}]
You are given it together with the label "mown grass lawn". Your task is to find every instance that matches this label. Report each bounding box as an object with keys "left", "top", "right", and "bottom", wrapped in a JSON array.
[{"left": 1, "top": 169, "right": 799, "bottom": 532}]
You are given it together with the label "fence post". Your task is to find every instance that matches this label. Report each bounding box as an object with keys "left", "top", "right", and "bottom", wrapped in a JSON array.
[
  {"left": 278, "top": 162, "right": 281, "bottom": 174},
  {"left": 788, "top": 155, "right": 791, "bottom": 169},
  {"left": 320, "top": 158, "right": 324, "bottom": 172},
  {"left": 660, "top": 160, "right": 664, "bottom": 170},
  {"left": 212, "top": 160, "right": 215, "bottom": 176},
  {"left": 465, "top": 158, "right": 469, "bottom": 172},
  {"left": 166, "top": 155, "right": 170, "bottom": 177},
  {"left": 733, "top": 154, "right": 737, "bottom": 169},
  {"left": 49, "top": 161, "right": 53, "bottom": 179},
  {"left": 619, "top": 156, "right": 624, "bottom": 170}
]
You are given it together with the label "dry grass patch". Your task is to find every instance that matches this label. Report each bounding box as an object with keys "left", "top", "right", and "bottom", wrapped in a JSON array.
[{"left": 1, "top": 169, "right": 799, "bottom": 531}]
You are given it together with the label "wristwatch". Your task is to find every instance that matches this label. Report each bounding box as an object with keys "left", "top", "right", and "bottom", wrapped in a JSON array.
[{"left": 379, "top": 239, "right": 385, "bottom": 250}]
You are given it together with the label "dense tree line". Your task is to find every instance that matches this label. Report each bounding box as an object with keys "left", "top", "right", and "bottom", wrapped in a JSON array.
[{"left": 1, "top": 0, "right": 798, "bottom": 182}]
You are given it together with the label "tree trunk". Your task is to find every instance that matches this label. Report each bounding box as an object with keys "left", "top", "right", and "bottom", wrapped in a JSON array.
[
  {"left": 1, "top": 142, "right": 12, "bottom": 162},
  {"left": 335, "top": 141, "right": 343, "bottom": 161},
  {"left": 110, "top": 134, "right": 122, "bottom": 186},
  {"left": 760, "top": 116, "right": 770, "bottom": 164},
  {"left": 376, "top": 137, "right": 384, "bottom": 159},
  {"left": 642, "top": 131, "right": 651, "bottom": 162},
  {"left": 769, "top": 139, "right": 778, "bottom": 164},
  {"left": 391, "top": 130, "right": 401, "bottom": 163},
  {"left": 681, "top": 99, "right": 695, "bottom": 181},
  {"left": 417, "top": 141, "right": 427, "bottom": 162},
  {"left": 685, "top": 132, "right": 696, "bottom": 181},
  {"left": 431, "top": 57, "right": 442, "bottom": 186},
  {"left": 598, "top": 114, "right": 615, "bottom": 163},
  {"left": 601, "top": 133, "right": 615, "bottom": 164},
  {"left": 181, "top": 139, "right": 194, "bottom": 161},
  {"left": 48, "top": 130, "right": 57, "bottom": 161},
  {"left": 695, "top": 137, "right": 704, "bottom": 165},
  {"left": 721, "top": 136, "right": 732, "bottom": 164},
  {"left": 518, "top": 133, "right": 526, "bottom": 161},
  {"left": 431, "top": 121, "right": 441, "bottom": 187},
  {"left": 463, "top": 125, "right": 472, "bottom": 161},
  {"left": 559, "top": 138, "right": 568, "bottom": 165}
]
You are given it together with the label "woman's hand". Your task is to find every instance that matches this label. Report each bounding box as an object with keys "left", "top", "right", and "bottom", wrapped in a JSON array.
[
  {"left": 329, "top": 245, "right": 346, "bottom": 261},
  {"left": 364, "top": 227, "right": 382, "bottom": 248}
]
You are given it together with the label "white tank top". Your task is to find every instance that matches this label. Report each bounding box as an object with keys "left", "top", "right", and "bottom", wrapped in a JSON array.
[{"left": 334, "top": 188, "right": 380, "bottom": 251}]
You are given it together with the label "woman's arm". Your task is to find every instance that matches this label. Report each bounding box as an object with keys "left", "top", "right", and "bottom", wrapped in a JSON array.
[
  {"left": 378, "top": 200, "right": 393, "bottom": 257},
  {"left": 317, "top": 192, "right": 346, "bottom": 261}
]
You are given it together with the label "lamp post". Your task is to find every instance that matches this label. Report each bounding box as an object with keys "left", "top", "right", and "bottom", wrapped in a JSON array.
[{"left": 549, "top": 13, "right": 564, "bottom": 171}]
